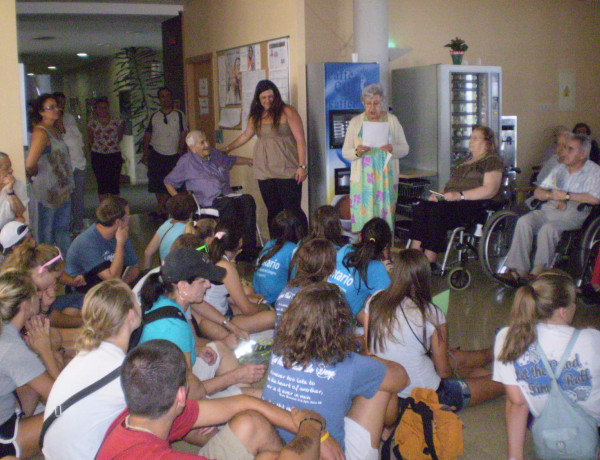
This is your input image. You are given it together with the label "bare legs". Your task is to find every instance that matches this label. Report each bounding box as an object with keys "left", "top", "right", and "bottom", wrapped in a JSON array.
[{"left": 410, "top": 239, "right": 438, "bottom": 263}]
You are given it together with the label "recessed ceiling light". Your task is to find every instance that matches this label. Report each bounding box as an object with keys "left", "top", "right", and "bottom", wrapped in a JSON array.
[
  {"left": 77, "top": 53, "right": 88, "bottom": 58},
  {"left": 48, "top": 66, "right": 57, "bottom": 70}
]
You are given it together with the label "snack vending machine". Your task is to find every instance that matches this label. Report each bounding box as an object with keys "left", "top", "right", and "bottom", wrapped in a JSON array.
[{"left": 306, "top": 62, "right": 380, "bottom": 215}]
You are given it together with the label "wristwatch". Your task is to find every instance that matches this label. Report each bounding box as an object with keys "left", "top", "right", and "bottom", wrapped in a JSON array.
[
  {"left": 298, "top": 164, "right": 307, "bottom": 169},
  {"left": 565, "top": 194, "right": 571, "bottom": 201},
  {"left": 460, "top": 191, "right": 466, "bottom": 200}
]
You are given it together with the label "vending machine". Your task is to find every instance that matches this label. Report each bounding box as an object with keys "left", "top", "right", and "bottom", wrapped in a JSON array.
[
  {"left": 391, "top": 64, "right": 503, "bottom": 190},
  {"left": 306, "top": 62, "right": 380, "bottom": 214}
]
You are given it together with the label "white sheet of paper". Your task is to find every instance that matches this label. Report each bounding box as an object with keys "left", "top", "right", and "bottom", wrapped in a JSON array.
[
  {"left": 362, "top": 121, "right": 389, "bottom": 148},
  {"left": 218, "top": 108, "right": 242, "bottom": 128}
]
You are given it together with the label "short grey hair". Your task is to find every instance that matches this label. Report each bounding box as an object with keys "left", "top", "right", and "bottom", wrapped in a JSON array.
[
  {"left": 185, "top": 130, "right": 205, "bottom": 148},
  {"left": 572, "top": 133, "right": 592, "bottom": 157},
  {"left": 361, "top": 83, "right": 384, "bottom": 103}
]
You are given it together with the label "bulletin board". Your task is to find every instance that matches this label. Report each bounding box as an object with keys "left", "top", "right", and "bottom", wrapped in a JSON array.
[{"left": 216, "top": 36, "right": 290, "bottom": 130}]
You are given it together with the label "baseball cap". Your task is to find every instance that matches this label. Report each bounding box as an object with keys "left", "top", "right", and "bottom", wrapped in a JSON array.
[
  {"left": 0, "top": 221, "right": 30, "bottom": 253},
  {"left": 161, "top": 247, "right": 225, "bottom": 283}
]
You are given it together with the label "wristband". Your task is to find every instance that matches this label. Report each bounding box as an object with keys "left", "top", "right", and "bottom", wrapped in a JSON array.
[
  {"left": 320, "top": 430, "right": 330, "bottom": 443},
  {"left": 299, "top": 416, "right": 324, "bottom": 433},
  {"left": 460, "top": 191, "right": 465, "bottom": 200},
  {"left": 7, "top": 192, "right": 15, "bottom": 196}
]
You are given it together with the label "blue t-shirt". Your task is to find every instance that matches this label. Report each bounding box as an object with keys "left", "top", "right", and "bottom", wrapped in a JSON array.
[
  {"left": 274, "top": 285, "right": 301, "bottom": 329},
  {"left": 139, "top": 296, "right": 196, "bottom": 365},
  {"left": 262, "top": 352, "right": 386, "bottom": 448},
  {"left": 156, "top": 219, "right": 186, "bottom": 261},
  {"left": 253, "top": 240, "right": 296, "bottom": 304},
  {"left": 66, "top": 225, "right": 138, "bottom": 279},
  {"left": 328, "top": 244, "right": 390, "bottom": 316}
]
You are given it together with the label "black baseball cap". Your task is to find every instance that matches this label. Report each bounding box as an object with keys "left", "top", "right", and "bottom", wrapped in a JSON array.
[{"left": 161, "top": 248, "right": 225, "bottom": 283}]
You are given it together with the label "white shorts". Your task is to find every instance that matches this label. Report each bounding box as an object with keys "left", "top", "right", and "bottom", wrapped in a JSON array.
[{"left": 344, "top": 416, "right": 378, "bottom": 460}]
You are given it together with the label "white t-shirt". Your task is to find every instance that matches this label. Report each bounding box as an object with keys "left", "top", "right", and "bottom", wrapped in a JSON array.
[
  {"left": 367, "top": 295, "right": 445, "bottom": 398},
  {"left": 43, "top": 341, "right": 126, "bottom": 460},
  {"left": 0, "top": 180, "right": 28, "bottom": 230},
  {"left": 493, "top": 324, "right": 600, "bottom": 422}
]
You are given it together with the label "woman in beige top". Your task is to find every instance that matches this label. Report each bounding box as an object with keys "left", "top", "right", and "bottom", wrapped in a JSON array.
[{"left": 224, "top": 80, "right": 308, "bottom": 234}]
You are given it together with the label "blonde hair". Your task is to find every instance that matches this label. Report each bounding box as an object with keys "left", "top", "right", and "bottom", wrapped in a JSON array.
[
  {"left": 498, "top": 271, "right": 575, "bottom": 363},
  {"left": 0, "top": 270, "right": 37, "bottom": 326},
  {"left": 76, "top": 279, "right": 137, "bottom": 352},
  {"left": 2, "top": 244, "right": 64, "bottom": 273}
]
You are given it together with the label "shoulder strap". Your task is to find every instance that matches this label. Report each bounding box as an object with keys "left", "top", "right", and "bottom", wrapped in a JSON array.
[
  {"left": 157, "top": 222, "right": 177, "bottom": 263},
  {"left": 399, "top": 302, "right": 431, "bottom": 355},
  {"left": 39, "top": 367, "right": 121, "bottom": 448},
  {"left": 143, "top": 305, "right": 187, "bottom": 325},
  {"left": 177, "top": 110, "right": 184, "bottom": 133},
  {"left": 536, "top": 329, "right": 581, "bottom": 382},
  {"left": 391, "top": 397, "right": 439, "bottom": 460}
]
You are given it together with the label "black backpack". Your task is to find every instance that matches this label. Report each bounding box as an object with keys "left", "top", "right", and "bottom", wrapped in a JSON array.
[{"left": 128, "top": 305, "right": 187, "bottom": 351}]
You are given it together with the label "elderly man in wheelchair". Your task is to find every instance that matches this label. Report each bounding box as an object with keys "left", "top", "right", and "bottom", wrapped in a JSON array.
[
  {"left": 497, "top": 134, "right": 600, "bottom": 286},
  {"left": 164, "top": 130, "right": 259, "bottom": 262}
]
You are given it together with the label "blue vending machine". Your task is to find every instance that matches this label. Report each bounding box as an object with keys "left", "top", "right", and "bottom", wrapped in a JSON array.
[{"left": 306, "top": 62, "right": 380, "bottom": 220}]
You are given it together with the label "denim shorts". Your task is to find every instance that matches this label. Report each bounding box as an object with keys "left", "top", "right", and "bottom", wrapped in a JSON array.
[{"left": 436, "top": 378, "right": 471, "bottom": 411}]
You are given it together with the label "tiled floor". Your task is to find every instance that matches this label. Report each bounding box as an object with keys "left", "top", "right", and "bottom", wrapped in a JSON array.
[{"left": 71, "top": 184, "right": 599, "bottom": 459}]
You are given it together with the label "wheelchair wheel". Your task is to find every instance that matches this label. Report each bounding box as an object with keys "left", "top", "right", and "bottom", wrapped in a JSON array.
[
  {"left": 576, "top": 216, "right": 600, "bottom": 283},
  {"left": 478, "top": 209, "right": 519, "bottom": 278},
  {"left": 448, "top": 267, "right": 471, "bottom": 290}
]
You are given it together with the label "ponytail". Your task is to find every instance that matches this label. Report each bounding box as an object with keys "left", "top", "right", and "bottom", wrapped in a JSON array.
[
  {"left": 258, "top": 210, "right": 306, "bottom": 266},
  {"left": 208, "top": 222, "right": 240, "bottom": 264},
  {"left": 140, "top": 273, "right": 169, "bottom": 313},
  {"left": 498, "top": 271, "right": 575, "bottom": 363}
]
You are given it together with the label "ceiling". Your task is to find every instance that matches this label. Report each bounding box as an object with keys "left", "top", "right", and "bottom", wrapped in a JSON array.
[{"left": 17, "top": 1, "right": 184, "bottom": 74}]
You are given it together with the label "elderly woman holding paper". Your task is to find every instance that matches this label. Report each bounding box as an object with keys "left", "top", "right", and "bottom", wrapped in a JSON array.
[{"left": 342, "top": 83, "right": 409, "bottom": 232}]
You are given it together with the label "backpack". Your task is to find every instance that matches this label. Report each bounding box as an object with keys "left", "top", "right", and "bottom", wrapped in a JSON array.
[
  {"left": 128, "top": 305, "right": 187, "bottom": 351},
  {"left": 532, "top": 330, "right": 599, "bottom": 459},
  {"left": 381, "top": 387, "right": 464, "bottom": 460}
]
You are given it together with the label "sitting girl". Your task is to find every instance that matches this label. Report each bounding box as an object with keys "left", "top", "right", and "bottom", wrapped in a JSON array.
[
  {"left": 262, "top": 282, "right": 408, "bottom": 460},
  {"left": 365, "top": 249, "right": 504, "bottom": 411},
  {"left": 200, "top": 221, "right": 275, "bottom": 336},
  {"left": 0, "top": 271, "right": 60, "bottom": 459},
  {"left": 307, "top": 205, "right": 348, "bottom": 248},
  {"left": 329, "top": 217, "right": 391, "bottom": 319},
  {"left": 253, "top": 210, "right": 306, "bottom": 305},
  {"left": 494, "top": 271, "right": 600, "bottom": 459}
]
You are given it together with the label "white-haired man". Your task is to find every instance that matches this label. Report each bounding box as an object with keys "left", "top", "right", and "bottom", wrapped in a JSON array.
[{"left": 164, "top": 130, "right": 258, "bottom": 261}]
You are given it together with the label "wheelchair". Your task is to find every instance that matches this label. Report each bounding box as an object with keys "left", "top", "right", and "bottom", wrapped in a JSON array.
[{"left": 478, "top": 201, "right": 600, "bottom": 287}]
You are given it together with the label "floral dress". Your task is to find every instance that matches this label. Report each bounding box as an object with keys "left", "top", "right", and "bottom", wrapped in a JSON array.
[{"left": 350, "top": 115, "right": 397, "bottom": 232}]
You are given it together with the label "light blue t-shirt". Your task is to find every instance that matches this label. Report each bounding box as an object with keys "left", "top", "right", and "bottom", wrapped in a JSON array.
[
  {"left": 139, "top": 295, "right": 196, "bottom": 365},
  {"left": 328, "top": 244, "right": 390, "bottom": 316},
  {"left": 156, "top": 219, "right": 186, "bottom": 261},
  {"left": 253, "top": 240, "right": 296, "bottom": 304},
  {"left": 66, "top": 225, "right": 138, "bottom": 278},
  {"left": 262, "top": 352, "right": 386, "bottom": 448}
]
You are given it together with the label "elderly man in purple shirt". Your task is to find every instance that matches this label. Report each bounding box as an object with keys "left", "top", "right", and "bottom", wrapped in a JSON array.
[{"left": 164, "top": 130, "right": 258, "bottom": 261}]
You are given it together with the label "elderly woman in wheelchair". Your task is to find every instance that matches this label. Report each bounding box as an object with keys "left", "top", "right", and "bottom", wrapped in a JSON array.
[
  {"left": 409, "top": 126, "right": 504, "bottom": 268},
  {"left": 496, "top": 134, "right": 600, "bottom": 287}
]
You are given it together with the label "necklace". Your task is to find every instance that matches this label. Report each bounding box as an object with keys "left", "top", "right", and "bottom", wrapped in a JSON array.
[{"left": 125, "top": 415, "right": 155, "bottom": 435}]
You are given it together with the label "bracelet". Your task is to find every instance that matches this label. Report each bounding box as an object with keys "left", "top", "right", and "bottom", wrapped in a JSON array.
[
  {"left": 221, "top": 318, "right": 229, "bottom": 326},
  {"left": 320, "top": 430, "right": 330, "bottom": 443},
  {"left": 7, "top": 191, "right": 15, "bottom": 196},
  {"left": 299, "top": 416, "right": 324, "bottom": 433}
]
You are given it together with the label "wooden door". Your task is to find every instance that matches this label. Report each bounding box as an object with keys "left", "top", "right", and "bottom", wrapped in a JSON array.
[{"left": 185, "top": 53, "right": 215, "bottom": 144}]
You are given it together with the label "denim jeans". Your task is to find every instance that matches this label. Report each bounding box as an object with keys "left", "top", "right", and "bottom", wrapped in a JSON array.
[{"left": 37, "top": 200, "right": 72, "bottom": 255}]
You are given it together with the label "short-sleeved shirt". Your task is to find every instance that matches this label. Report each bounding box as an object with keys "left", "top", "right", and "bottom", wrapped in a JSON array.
[
  {"left": 66, "top": 225, "right": 138, "bottom": 288},
  {"left": 0, "top": 180, "right": 28, "bottom": 229},
  {"left": 253, "top": 240, "right": 297, "bottom": 304},
  {"left": 43, "top": 342, "right": 126, "bottom": 460},
  {"left": 156, "top": 219, "right": 186, "bottom": 261},
  {"left": 146, "top": 110, "right": 187, "bottom": 156},
  {"left": 262, "top": 352, "right": 386, "bottom": 448},
  {"left": 444, "top": 154, "right": 504, "bottom": 196},
  {"left": 493, "top": 324, "right": 600, "bottom": 421},
  {"left": 0, "top": 323, "right": 45, "bottom": 425},
  {"left": 87, "top": 117, "right": 123, "bottom": 154},
  {"left": 328, "top": 244, "right": 390, "bottom": 316},
  {"left": 274, "top": 285, "right": 301, "bottom": 328},
  {"left": 539, "top": 159, "right": 600, "bottom": 200},
  {"left": 139, "top": 296, "right": 196, "bottom": 366},
  {"left": 164, "top": 149, "right": 237, "bottom": 208},
  {"left": 96, "top": 400, "right": 205, "bottom": 460}
]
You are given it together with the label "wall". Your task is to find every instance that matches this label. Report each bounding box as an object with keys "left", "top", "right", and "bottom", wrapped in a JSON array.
[
  {"left": 183, "top": 0, "right": 307, "bottom": 235},
  {"left": 389, "top": 0, "right": 600, "bottom": 183},
  {"left": 304, "top": 0, "right": 354, "bottom": 63},
  {"left": 0, "top": 0, "right": 25, "bottom": 184}
]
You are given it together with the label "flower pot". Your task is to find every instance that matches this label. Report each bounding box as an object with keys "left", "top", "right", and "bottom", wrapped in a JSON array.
[{"left": 450, "top": 51, "right": 465, "bottom": 65}]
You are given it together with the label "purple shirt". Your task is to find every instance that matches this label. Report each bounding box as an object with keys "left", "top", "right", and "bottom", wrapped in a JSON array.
[{"left": 164, "top": 148, "right": 237, "bottom": 207}]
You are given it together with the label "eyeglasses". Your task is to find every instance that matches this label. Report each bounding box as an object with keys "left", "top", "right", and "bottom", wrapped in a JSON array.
[
  {"left": 38, "top": 247, "right": 63, "bottom": 274},
  {"left": 43, "top": 105, "right": 58, "bottom": 111}
]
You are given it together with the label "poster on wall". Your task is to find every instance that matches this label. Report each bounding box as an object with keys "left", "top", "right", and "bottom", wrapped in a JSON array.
[
  {"left": 198, "top": 78, "right": 209, "bottom": 97},
  {"left": 225, "top": 49, "right": 242, "bottom": 105},
  {"left": 241, "top": 70, "right": 267, "bottom": 131},
  {"left": 242, "top": 44, "right": 261, "bottom": 71},
  {"left": 267, "top": 38, "right": 290, "bottom": 103}
]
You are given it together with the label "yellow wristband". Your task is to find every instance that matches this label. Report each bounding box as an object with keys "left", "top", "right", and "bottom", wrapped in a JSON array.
[{"left": 320, "top": 430, "right": 330, "bottom": 443}]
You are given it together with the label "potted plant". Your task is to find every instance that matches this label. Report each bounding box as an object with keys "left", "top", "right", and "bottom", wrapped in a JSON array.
[{"left": 444, "top": 37, "right": 468, "bottom": 65}]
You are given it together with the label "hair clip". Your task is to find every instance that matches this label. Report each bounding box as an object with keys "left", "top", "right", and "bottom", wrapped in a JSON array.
[
  {"left": 214, "top": 231, "right": 226, "bottom": 240},
  {"left": 369, "top": 237, "right": 376, "bottom": 242}
]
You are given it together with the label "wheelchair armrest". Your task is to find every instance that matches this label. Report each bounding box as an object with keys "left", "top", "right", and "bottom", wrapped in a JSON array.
[
  {"left": 530, "top": 199, "right": 594, "bottom": 212},
  {"left": 231, "top": 186, "right": 243, "bottom": 192}
]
